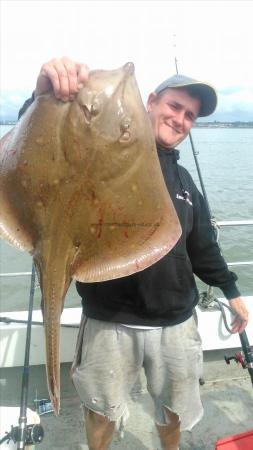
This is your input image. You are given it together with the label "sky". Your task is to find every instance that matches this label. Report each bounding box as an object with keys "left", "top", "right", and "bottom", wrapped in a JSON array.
[{"left": 1, "top": 0, "right": 253, "bottom": 121}]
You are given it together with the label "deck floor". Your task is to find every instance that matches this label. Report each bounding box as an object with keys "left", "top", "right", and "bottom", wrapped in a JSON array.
[{"left": 0, "top": 350, "right": 253, "bottom": 449}]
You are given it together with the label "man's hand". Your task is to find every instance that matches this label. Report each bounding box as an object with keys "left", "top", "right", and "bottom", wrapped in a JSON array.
[
  {"left": 35, "top": 56, "right": 89, "bottom": 101},
  {"left": 229, "top": 297, "right": 249, "bottom": 334}
]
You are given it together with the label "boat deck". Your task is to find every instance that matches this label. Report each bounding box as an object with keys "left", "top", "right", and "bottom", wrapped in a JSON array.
[{"left": 1, "top": 350, "right": 253, "bottom": 450}]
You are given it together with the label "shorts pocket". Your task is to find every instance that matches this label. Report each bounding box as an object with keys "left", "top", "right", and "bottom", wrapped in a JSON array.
[{"left": 71, "top": 314, "right": 88, "bottom": 371}]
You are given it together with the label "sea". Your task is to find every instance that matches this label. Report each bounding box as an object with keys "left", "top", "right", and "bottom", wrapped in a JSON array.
[{"left": 0, "top": 124, "right": 252, "bottom": 313}]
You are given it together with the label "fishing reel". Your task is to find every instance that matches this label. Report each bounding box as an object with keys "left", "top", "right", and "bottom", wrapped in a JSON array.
[
  {"left": 199, "top": 288, "right": 253, "bottom": 387},
  {"left": 224, "top": 331, "right": 253, "bottom": 386},
  {"left": 224, "top": 351, "right": 248, "bottom": 368},
  {"left": 0, "top": 423, "right": 44, "bottom": 446}
]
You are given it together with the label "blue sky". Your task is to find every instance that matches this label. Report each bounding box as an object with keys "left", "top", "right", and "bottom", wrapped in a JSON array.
[{"left": 1, "top": 0, "right": 253, "bottom": 121}]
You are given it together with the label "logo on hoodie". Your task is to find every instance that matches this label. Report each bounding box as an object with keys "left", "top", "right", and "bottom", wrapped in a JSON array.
[{"left": 176, "top": 190, "right": 193, "bottom": 206}]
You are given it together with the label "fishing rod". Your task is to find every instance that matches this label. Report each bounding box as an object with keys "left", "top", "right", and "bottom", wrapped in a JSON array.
[
  {"left": 172, "top": 52, "right": 253, "bottom": 383},
  {"left": 171, "top": 33, "right": 214, "bottom": 218},
  {"left": 173, "top": 55, "right": 213, "bottom": 220},
  {"left": 217, "top": 299, "right": 253, "bottom": 386},
  {"left": 0, "top": 264, "right": 44, "bottom": 448}
]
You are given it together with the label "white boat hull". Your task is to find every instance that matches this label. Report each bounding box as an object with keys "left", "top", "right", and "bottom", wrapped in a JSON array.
[{"left": 0, "top": 297, "right": 252, "bottom": 368}]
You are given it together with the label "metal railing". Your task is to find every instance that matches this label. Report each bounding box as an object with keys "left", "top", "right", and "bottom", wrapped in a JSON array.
[
  {"left": 216, "top": 220, "right": 253, "bottom": 268},
  {"left": 217, "top": 220, "right": 253, "bottom": 227},
  {"left": 0, "top": 219, "right": 253, "bottom": 278}
]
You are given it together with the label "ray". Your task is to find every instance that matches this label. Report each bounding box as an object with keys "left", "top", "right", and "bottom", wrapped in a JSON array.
[{"left": 0, "top": 62, "right": 181, "bottom": 414}]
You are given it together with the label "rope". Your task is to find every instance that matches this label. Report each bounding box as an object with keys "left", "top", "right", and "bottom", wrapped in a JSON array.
[
  {"left": 198, "top": 287, "right": 253, "bottom": 385},
  {"left": 198, "top": 287, "right": 233, "bottom": 333}
]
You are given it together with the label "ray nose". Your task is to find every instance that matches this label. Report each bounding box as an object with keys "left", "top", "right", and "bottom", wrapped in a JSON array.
[{"left": 123, "top": 62, "right": 135, "bottom": 75}]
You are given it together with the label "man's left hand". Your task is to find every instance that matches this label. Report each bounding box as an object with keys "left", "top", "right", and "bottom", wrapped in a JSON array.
[{"left": 229, "top": 297, "right": 249, "bottom": 334}]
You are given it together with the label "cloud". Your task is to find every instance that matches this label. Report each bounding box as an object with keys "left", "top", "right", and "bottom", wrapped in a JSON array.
[
  {"left": 0, "top": 91, "right": 30, "bottom": 121},
  {"left": 218, "top": 88, "right": 253, "bottom": 114},
  {"left": 9, "top": 94, "right": 24, "bottom": 104},
  {"left": 1, "top": 85, "right": 252, "bottom": 123},
  {"left": 191, "top": 85, "right": 253, "bottom": 122},
  {"left": 219, "top": 86, "right": 241, "bottom": 95}
]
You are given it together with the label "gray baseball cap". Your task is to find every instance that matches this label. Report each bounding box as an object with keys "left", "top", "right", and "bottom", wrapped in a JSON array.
[{"left": 154, "top": 74, "right": 217, "bottom": 117}]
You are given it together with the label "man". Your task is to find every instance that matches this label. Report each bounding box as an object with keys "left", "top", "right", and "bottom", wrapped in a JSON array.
[{"left": 20, "top": 57, "right": 248, "bottom": 450}]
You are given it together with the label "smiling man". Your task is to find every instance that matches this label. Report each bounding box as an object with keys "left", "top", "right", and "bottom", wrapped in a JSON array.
[
  {"left": 147, "top": 74, "right": 217, "bottom": 148},
  {"left": 19, "top": 59, "right": 249, "bottom": 450},
  {"left": 148, "top": 87, "right": 199, "bottom": 148}
]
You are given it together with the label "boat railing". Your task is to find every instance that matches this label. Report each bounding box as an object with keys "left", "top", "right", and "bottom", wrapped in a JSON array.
[
  {"left": 0, "top": 219, "right": 253, "bottom": 277},
  {"left": 215, "top": 220, "right": 253, "bottom": 267}
]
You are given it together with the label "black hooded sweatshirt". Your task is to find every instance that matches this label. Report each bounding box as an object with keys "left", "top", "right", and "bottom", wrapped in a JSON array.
[
  {"left": 76, "top": 146, "right": 240, "bottom": 326},
  {"left": 18, "top": 99, "right": 240, "bottom": 327}
]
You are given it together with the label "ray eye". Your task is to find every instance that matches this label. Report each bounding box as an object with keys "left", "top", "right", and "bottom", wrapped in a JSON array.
[
  {"left": 120, "top": 118, "right": 131, "bottom": 132},
  {"left": 120, "top": 118, "right": 131, "bottom": 142},
  {"left": 90, "top": 101, "right": 100, "bottom": 116},
  {"left": 81, "top": 105, "right": 92, "bottom": 123},
  {"left": 81, "top": 99, "right": 101, "bottom": 123}
]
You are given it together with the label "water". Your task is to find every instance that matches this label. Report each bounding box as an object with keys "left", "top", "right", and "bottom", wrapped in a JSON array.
[
  {"left": 0, "top": 125, "right": 252, "bottom": 312},
  {"left": 178, "top": 128, "right": 253, "bottom": 298}
]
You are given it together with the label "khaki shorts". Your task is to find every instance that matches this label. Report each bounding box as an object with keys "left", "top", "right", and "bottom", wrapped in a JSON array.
[{"left": 71, "top": 315, "right": 203, "bottom": 431}]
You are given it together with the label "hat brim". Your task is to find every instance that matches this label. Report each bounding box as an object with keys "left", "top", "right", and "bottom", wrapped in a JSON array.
[{"left": 179, "top": 82, "right": 217, "bottom": 117}]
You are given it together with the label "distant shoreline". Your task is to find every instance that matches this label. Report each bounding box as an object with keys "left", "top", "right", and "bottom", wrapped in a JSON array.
[
  {"left": 1, "top": 121, "right": 253, "bottom": 129},
  {"left": 194, "top": 121, "right": 253, "bottom": 129}
]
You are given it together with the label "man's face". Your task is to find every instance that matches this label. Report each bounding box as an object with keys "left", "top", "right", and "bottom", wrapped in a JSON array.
[{"left": 147, "top": 88, "right": 200, "bottom": 148}]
